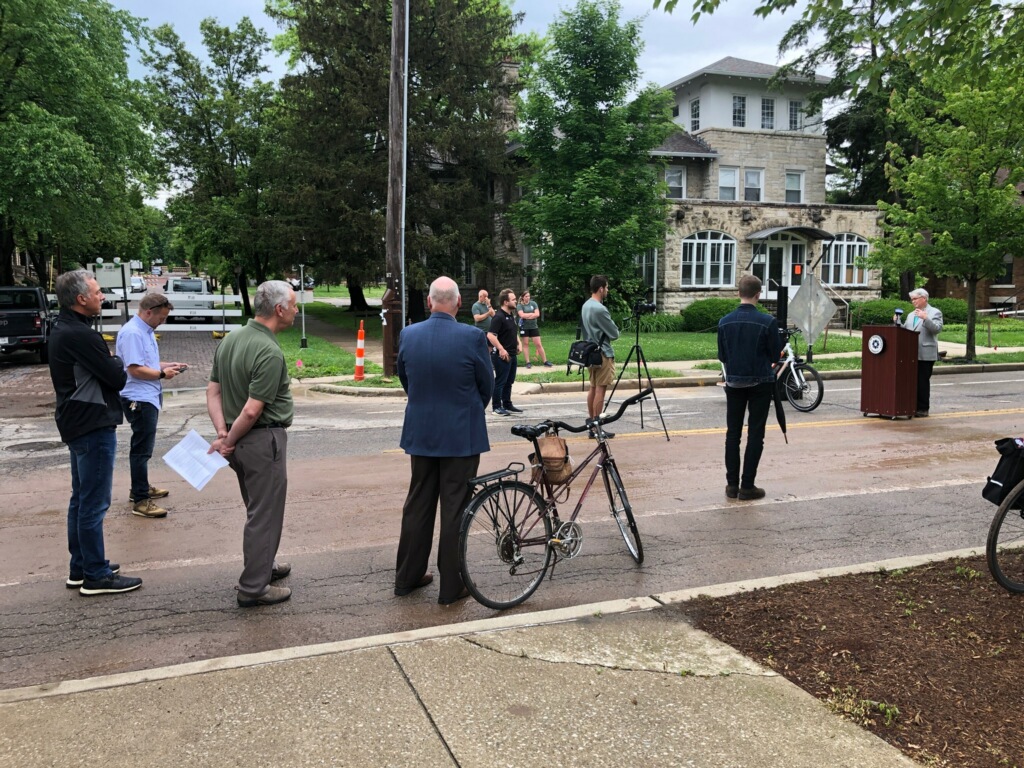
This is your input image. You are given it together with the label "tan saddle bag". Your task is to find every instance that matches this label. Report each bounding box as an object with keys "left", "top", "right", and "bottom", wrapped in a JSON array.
[{"left": 530, "top": 435, "right": 573, "bottom": 485}]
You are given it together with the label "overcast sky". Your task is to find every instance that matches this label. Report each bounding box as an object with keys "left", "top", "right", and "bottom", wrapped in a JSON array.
[{"left": 113, "top": 0, "right": 807, "bottom": 88}]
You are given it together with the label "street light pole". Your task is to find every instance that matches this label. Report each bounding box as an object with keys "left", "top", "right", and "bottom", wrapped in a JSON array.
[{"left": 299, "top": 263, "right": 308, "bottom": 349}]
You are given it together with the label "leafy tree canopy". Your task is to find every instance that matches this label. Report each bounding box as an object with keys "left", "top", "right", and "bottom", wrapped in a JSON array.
[
  {"left": 871, "top": 66, "right": 1024, "bottom": 360},
  {"left": 511, "top": 0, "right": 675, "bottom": 320}
]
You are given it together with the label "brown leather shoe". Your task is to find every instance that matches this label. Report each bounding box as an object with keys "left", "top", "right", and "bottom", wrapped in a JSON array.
[
  {"left": 394, "top": 573, "right": 433, "bottom": 596},
  {"left": 237, "top": 585, "right": 291, "bottom": 607},
  {"left": 738, "top": 486, "right": 766, "bottom": 501}
]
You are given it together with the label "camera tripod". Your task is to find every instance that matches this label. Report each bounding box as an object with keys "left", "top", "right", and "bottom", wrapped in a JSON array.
[{"left": 606, "top": 313, "right": 669, "bottom": 441}]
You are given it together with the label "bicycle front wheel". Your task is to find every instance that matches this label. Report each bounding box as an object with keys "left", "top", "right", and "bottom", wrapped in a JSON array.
[
  {"left": 987, "top": 478, "right": 1024, "bottom": 593},
  {"left": 459, "top": 481, "right": 553, "bottom": 610},
  {"left": 603, "top": 461, "right": 643, "bottom": 564},
  {"left": 785, "top": 363, "right": 823, "bottom": 412}
]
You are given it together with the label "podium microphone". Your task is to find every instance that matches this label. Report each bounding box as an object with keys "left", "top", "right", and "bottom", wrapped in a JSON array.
[{"left": 893, "top": 308, "right": 904, "bottom": 326}]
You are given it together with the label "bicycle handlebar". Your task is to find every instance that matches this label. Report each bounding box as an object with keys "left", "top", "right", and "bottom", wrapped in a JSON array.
[{"left": 510, "top": 388, "right": 655, "bottom": 439}]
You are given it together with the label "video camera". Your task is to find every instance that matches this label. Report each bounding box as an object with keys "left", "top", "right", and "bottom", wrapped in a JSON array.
[{"left": 632, "top": 300, "right": 657, "bottom": 316}]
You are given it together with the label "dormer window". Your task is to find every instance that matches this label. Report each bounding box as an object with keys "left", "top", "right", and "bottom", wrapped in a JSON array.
[
  {"left": 665, "top": 168, "right": 685, "bottom": 199},
  {"left": 690, "top": 98, "right": 700, "bottom": 132}
]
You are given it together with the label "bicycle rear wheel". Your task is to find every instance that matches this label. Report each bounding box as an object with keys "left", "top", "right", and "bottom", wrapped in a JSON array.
[
  {"left": 603, "top": 461, "right": 643, "bottom": 564},
  {"left": 459, "top": 481, "right": 553, "bottom": 610},
  {"left": 785, "top": 363, "right": 823, "bottom": 412},
  {"left": 986, "top": 478, "right": 1024, "bottom": 593}
]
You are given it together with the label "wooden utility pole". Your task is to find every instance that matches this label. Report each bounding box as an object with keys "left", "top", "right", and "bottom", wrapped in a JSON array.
[{"left": 383, "top": 0, "right": 407, "bottom": 376}]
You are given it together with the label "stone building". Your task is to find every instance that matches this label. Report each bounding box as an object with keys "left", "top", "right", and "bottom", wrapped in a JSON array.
[{"left": 651, "top": 57, "right": 882, "bottom": 315}]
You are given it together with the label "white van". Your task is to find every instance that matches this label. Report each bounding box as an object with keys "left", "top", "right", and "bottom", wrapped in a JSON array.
[{"left": 164, "top": 277, "right": 216, "bottom": 320}]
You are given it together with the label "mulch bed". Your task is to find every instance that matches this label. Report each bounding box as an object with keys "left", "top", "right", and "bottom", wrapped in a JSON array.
[{"left": 683, "top": 553, "right": 1024, "bottom": 768}]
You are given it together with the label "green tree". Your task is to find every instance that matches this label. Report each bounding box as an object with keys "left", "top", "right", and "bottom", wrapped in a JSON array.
[
  {"left": 654, "top": 0, "right": 1024, "bottom": 92},
  {"left": 143, "top": 18, "right": 280, "bottom": 312},
  {"left": 511, "top": 0, "right": 674, "bottom": 320},
  {"left": 270, "top": 0, "right": 518, "bottom": 315},
  {"left": 0, "top": 0, "right": 154, "bottom": 284},
  {"left": 872, "top": 70, "right": 1024, "bottom": 361}
]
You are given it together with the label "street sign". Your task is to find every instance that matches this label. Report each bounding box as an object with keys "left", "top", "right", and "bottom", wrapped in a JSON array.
[{"left": 787, "top": 273, "right": 836, "bottom": 345}]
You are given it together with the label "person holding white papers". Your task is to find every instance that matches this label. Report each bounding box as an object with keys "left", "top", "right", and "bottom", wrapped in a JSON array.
[
  {"left": 207, "top": 281, "right": 298, "bottom": 608},
  {"left": 893, "top": 288, "right": 943, "bottom": 418}
]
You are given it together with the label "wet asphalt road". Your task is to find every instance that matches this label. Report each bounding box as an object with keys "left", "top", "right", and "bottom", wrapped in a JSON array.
[{"left": 2, "top": 340, "right": 1024, "bottom": 690}]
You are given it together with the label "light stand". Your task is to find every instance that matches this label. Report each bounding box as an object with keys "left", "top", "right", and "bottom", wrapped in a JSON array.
[
  {"left": 605, "top": 307, "right": 669, "bottom": 441},
  {"left": 299, "top": 263, "right": 308, "bottom": 349}
]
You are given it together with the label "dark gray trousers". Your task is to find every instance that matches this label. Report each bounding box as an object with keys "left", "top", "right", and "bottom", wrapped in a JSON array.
[
  {"left": 228, "top": 427, "right": 288, "bottom": 598},
  {"left": 396, "top": 454, "right": 480, "bottom": 602}
]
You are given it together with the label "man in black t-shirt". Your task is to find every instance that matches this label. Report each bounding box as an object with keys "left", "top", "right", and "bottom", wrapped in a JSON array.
[{"left": 486, "top": 288, "right": 522, "bottom": 416}]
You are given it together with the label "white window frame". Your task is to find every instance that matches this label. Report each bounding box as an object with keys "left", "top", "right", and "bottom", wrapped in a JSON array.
[
  {"left": 743, "top": 169, "right": 763, "bottom": 202},
  {"left": 785, "top": 171, "right": 804, "bottom": 204},
  {"left": 689, "top": 98, "right": 700, "bottom": 132},
  {"left": 680, "top": 231, "right": 736, "bottom": 288},
  {"left": 820, "top": 233, "right": 870, "bottom": 287},
  {"left": 719, "top": 167, "right": 738, "bottom": 201},
  {"left": 732, "top": 95, "right": 746, "bottom": 128},
  {"left": 665, "top": 167, "right": 686, "bottom": 200},
  {"left": 761, "top": 98, "right": 775, "bottom": 130},
  {"left": 789, "top": 100, "right": 803, "bottom": 131}
]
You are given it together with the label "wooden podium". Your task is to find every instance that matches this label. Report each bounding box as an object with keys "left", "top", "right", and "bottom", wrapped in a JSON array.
[{"left": 861, "top": 325, "right": 918, "bottom": 419}]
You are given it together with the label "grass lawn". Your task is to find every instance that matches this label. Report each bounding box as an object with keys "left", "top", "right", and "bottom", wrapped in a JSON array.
[
  {"left": 276, "top": 328, "right": 382, "bottom": 379},
  {"left": 943, "top": 317, "right": 1024, "bottom": 348},
  {"left": 300, "top": 301, "right": 385, "bottom": 340}
]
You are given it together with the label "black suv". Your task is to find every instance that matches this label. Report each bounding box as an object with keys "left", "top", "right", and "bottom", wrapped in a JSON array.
[{"left": 0, "top": 286, "right": 53, "bottom": 363}]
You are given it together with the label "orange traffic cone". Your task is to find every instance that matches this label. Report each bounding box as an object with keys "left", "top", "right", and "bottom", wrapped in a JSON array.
[{"left": 355, "top": 320, "right": 365, "bottom": 381}]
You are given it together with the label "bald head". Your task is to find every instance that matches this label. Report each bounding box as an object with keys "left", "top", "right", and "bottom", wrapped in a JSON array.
[{"left": 428, "top": 276, "right": 461, "bottom": 316}]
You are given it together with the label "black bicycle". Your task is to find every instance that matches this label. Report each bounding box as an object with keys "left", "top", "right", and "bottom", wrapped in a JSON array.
[
  {"left": 987, "top": 476, "right": 1024, "bottom": 592},
  {"left": 458, "top": 389, "right": 650, "bottom": 609}
]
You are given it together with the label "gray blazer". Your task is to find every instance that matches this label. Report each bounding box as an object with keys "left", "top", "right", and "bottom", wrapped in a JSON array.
[{"left": 901, "top": 304, "right": 943, "bottom": 362}]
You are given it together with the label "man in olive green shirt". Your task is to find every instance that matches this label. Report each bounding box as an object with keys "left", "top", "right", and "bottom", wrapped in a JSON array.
[{"left": 208, "top": 280, "right": 298, "bottom": 607}]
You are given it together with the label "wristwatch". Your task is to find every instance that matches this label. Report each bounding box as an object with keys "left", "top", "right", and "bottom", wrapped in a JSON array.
[{"left": 159, "top": 370, "right": 166, "bottom": 379}]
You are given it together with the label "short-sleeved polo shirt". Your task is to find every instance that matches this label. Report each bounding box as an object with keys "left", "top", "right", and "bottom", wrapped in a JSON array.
[{"left": 210, "top": 319, "right": 294, "bottom": 428}]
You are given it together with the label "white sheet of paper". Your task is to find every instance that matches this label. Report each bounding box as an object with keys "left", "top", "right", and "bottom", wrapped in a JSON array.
[{"left": 162, "top": 429, "right": 229, "bottom": 491}]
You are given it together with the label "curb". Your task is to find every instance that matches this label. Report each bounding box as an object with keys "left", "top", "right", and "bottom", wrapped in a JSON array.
[{"left": 0, "top": 546, "right": 982, "bottom": 705}]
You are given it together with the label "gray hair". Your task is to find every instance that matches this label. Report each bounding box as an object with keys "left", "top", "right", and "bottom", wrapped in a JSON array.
[
  {"left": 428, "top": 276, "right": 460, "bottom": 309},
  {"left": 253, "top": 280, "right": 294, "bottom": 318},
  {"left": 909, "top": 288, "right": 929, "bottom": 300},
  {"left": 55, "top": 270, "right": 94, "bottom": 310}
]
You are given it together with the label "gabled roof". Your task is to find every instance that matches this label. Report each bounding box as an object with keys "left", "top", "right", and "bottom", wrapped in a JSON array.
[
  {"left": 650, "top": 130, "right": 718, "bottom": 159},
  {"left": 662, "top": 56, "right": 831, "bottom": 91}
]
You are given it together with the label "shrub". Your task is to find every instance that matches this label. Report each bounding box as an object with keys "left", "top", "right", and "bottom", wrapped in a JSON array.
[
  {"left": 850, "top": 297, "right": 969, "bottom": 328},
  {"left": 681, "top": 298, "right": 740, "bottom": 332},
  {"left": 620, "top": 311, "right": 689, "bottom": 333}
]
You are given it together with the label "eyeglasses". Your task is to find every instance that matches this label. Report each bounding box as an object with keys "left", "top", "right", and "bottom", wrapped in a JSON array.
[{"left": 147, "top": 297, "right": 170, "bottom": 309}]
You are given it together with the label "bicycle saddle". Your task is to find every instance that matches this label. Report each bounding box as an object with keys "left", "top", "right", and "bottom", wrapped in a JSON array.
[{"left": 511, "top": 424, "right": 550, "bottom": 440}]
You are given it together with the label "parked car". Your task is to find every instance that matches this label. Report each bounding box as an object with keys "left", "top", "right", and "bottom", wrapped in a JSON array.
[
  {"left": 130, "top": 276, "right": 146, "bottom": 293},
  {"left": 164, "top": 276, "right": 216, "bottom": 321},
  {"left": 151, "top": 266, "right": 163, "bottom": 276},
  {"left": 100, "top": 286, "right": 125, "bottom": 309},
  {"left": 288, "top": 275, "right": 314, "bottom": 290},
  {"left": 0, "top": 286, "right": 52, "bottom": 364}
]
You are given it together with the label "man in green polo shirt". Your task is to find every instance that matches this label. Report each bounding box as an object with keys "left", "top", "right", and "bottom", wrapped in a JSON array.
[{"left": 207, "top": 280, "right": 298, "bottom": 607}]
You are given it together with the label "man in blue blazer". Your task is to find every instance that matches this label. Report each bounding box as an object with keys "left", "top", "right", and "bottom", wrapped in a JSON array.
[{"left": 395, "top": 276, "right": 493, "bottom": 605}]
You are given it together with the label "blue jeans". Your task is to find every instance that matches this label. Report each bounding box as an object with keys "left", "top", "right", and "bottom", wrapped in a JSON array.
[
  {"left": 122, "top": 398, "right": 159, "bottom": 500},
  {"left": 724, "top": 382, "right": 774, "bottom": 489},
  {"left": 492, "top": 353, "right": 517, "bottom": 409},
  {"left": 67, "top": 427, "right": 117, "bottom": 580}
]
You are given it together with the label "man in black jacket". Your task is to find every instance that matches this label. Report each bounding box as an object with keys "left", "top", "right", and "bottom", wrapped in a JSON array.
[
  {"left": 49, "top": 270, "right": 143, "bottom": 595},
  {"left": 717, "top": 274, "right": 783, "bottom": 501}
]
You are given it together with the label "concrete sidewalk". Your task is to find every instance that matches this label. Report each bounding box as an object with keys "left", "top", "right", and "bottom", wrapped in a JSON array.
[{"left": 4, "top": 552, "right": 969, "bottom": 767}]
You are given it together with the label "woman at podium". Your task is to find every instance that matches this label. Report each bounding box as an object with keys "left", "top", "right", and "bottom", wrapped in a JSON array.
[{"left": 893, "top": 288, "right": 943, "bottom": 417}]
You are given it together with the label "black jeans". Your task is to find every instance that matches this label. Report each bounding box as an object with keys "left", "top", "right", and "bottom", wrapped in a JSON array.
[
  {"left": 122, "top": 398, "right": 159, "bottom": 501},
  {"left": 724, "top": 382, "right": 774, "bottom": 489},
  {"left": 492, "top": 354, "right": 517, "bottom": 409},
  {"left": 916, "top": 360, "right": 935, "bottom": 412}
]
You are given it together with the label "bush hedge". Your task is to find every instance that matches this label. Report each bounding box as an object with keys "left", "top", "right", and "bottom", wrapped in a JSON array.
[
  {"left": 680, "top": 297, "right": 775, "bottom": 332},
  {"left": 620, "top": 312, "right": 689, "bottom": 333},
  {"left": 850, "top": 297, "right": 969, "bottom": 328}
]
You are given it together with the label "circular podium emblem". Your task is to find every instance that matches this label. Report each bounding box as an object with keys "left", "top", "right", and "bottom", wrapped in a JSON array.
[{"left": 868, "top": 334, "right": 886, "bottom": 355}]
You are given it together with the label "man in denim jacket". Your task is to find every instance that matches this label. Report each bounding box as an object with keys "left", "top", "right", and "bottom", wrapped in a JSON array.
[{"left": 717, "top": 274, "right": 783, "bottom": 501}]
